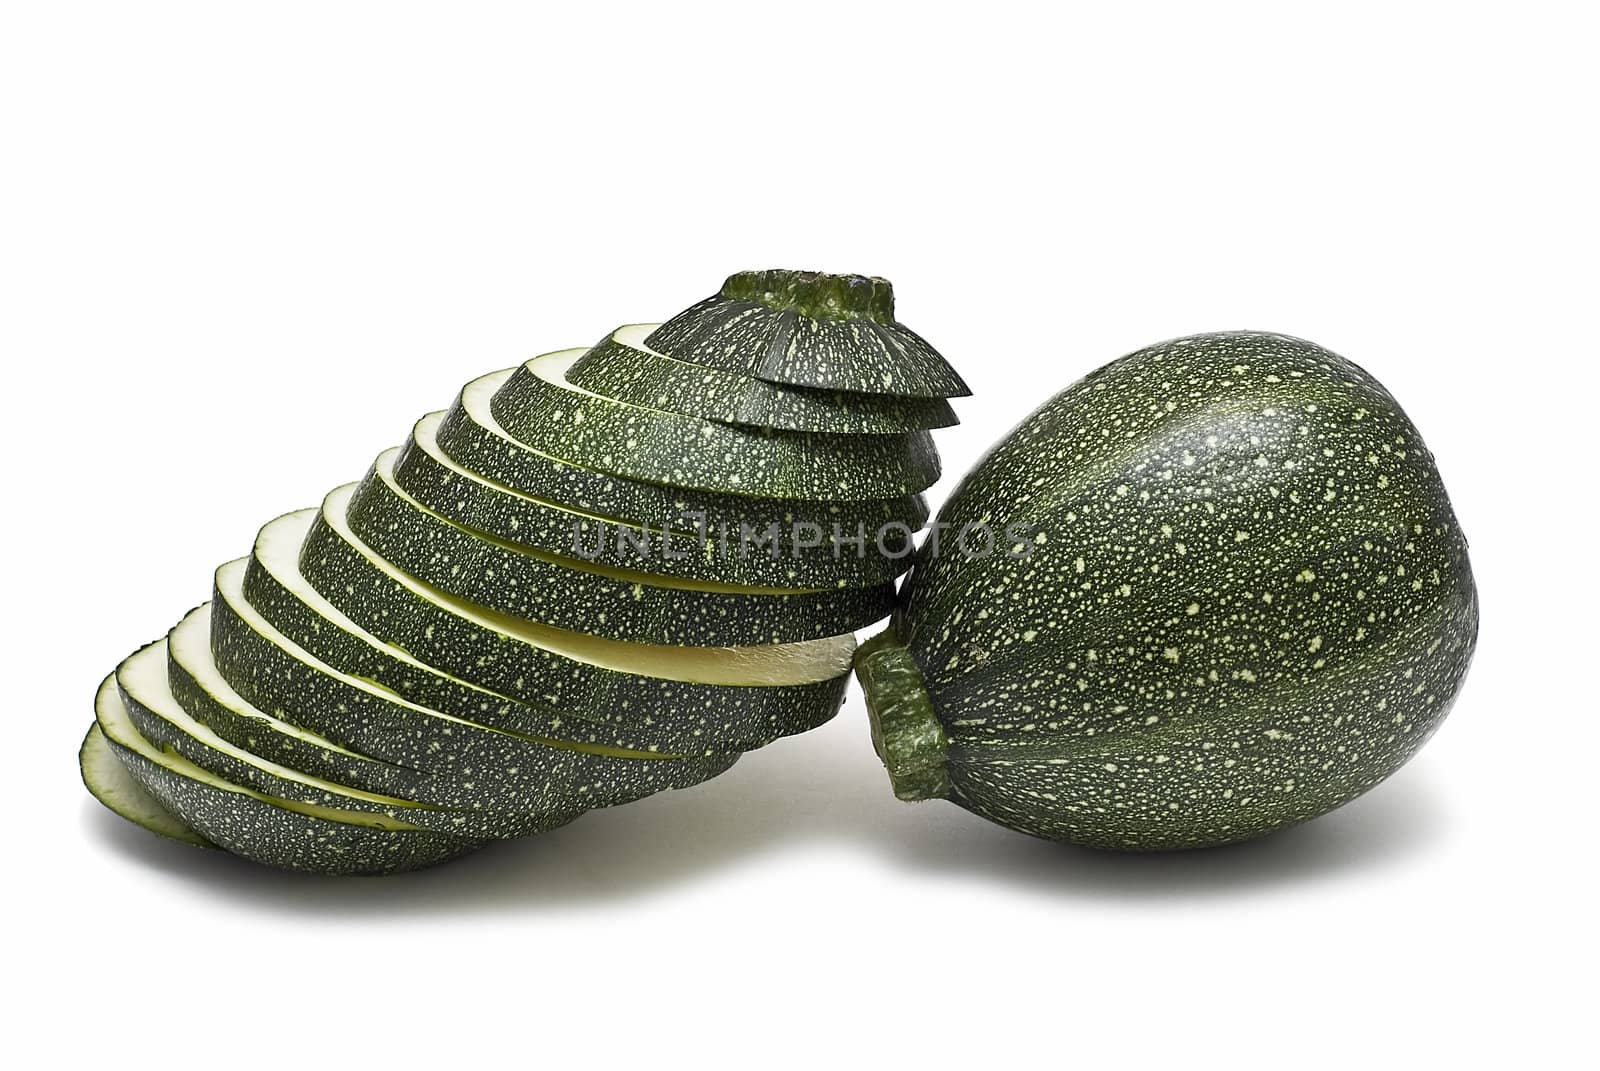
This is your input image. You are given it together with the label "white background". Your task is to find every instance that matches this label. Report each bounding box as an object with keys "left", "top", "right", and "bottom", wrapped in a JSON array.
[{"left": 3, "top": 2, "right": 1594, "bottom": 1068}]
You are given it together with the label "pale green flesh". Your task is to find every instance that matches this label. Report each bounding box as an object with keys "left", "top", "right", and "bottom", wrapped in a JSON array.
[
  {"left": 316, "top": 482, "right": 857, "bottom": 685},
  {"left": 118, "top": 638, "right": 439, "bottom": 811},
  {"left": 94, "top": 674, "right": 427, "bottom": 831},
  {"left": 79, "top": 719, "right": 211, "bottom": 847}
]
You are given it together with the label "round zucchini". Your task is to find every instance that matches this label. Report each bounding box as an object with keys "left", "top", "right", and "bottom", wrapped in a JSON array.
[{"left": 854, "top": 332, "right": 1478, "bottom": 851}]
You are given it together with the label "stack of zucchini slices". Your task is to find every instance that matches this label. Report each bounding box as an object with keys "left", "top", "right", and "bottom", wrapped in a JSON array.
[{"left": 82, "top": 268, "right": 969, "bottom": 874}]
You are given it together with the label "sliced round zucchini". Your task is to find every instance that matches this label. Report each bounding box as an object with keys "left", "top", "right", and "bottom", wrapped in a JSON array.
[
  {"left": 201, "top": 578, "right": 741, "bottom": 809},
  {"left": 567, "top": 324, "right": 959, "bottom": 434},
  {"left": 346, "top": 454, "right": 899, "bottom": 645},
  {"left": 80, "top": 719, "right": 212, "bottom": 848},
  {"left": 299, "top": 493, "right": 854, "bottom": 751},
  {"left": 94, "top": 675, "right": 479, "bottom": 875},
  {"left": 435, "top": 367, "right": 931, "bottom": 533},
  {"left": 392, "top": 411, "right": 910, "bottom": 590},
  {"left": 488, "top": 349, "right": 941, "bottom": 499},
  {"left": 644, "top": 270, "right": 970, "bottom": 398},
  {"left": 120, "top": 639, "right": 576, "bottom": 840}
]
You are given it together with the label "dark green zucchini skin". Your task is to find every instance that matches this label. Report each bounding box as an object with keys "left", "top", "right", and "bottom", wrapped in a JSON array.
[
  {"left": 488, "top": 354, "right": 941, "bottom": 500},
  {"left": 392, "top": 419, "right": 911, "bottom": 589},
  {"left": 566, "top": 326, "right": 960, "bottom": 434},
  {"left": 857, "top": 332, "right": 1477, "bottom": 851},
  {"left": 203, "top": 589, "right": 740, "bottom": 811},
  {"left": 119, "top": 641, "right": 579, "bottom": 841},
  {"left": 434, "top": 374, "right": 931, "bottom": 537},
  {"left": 645, "top": 270, "right": 971, "bottom": 398},
  {"left": 297, "top": 497, "right": 851, "bottom": 754},
  {"left": 345, "top": 459, "right": 899, "bottom": 646},
  {"left": 95, "top": 676, "right": 479, "bottom": 875}
]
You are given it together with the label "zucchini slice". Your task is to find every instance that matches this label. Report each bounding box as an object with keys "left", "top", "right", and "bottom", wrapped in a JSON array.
[
  {"left": 488, "top": 349, "right": 941, "bottom": 499},
  {"left": 644, "top": 270, "right": 970, "bottom": 398},
  {"left": 298, "top": 494, "right": 854, "bottom": 749},
  {"left": 120, "top": 639, "right": 577, "bottom": 839},
  {"left": 93, "top": 674, "right": 478, "bottom": 875},
  {"left": 346, "top": 454, "right": 899, "bottom": 645},
  {"left": 568, "top": 325, "right": 959, "bottom": 434},
  {"left": 435, "top": 367, "right": 930, "bottom": 534},
  {"left": 200, "top": 576, "right": 742, "bottom": 808},
  {"left": 80, "top": 720, "right": 212, "bottom": 848},
  {"left": 392, "top": 412, "right": 910, "bottom": 590}
]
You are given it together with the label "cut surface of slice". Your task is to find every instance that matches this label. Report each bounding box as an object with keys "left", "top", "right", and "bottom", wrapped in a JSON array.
[
  {"left": 94, "top": 674, "right": 478, "bottom": 875},
  {"left": 566, "top": 324, "right": 960, "bottom": 434},
  {"left": 347, "top": 456, "right": 899, "bottom": 645},
  {"left": 120, "top": 638, "right": 576, "bottom": 840},
  {"left": 488, "top": 349, "right": 940, "bottom": 499},
  {"left": 205, "top": 568, "right": 741, "bottom": 807},
  {"left": 393, "top": 411, "right": 910, "bottom": 589},
  {"left": 299, "top": 491, "right": 853, "bottom": 751},
  {"left": 80, "top": 720, "right": 212, "bottom": 848},
  {"left": 435, "top": 368, "right": 930, "bottom": 533},
  {"left": 644, "top": 270, "right": 970, "bottom": 398}
]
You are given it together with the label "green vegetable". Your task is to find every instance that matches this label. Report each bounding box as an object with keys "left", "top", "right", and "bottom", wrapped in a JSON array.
[
  {"left": 80, "top": 721, "right": 211, "bottom": 849},
  {"left": 93, "top": 674, "right": 480, "bottom": 875},
  {"left": 567, "top": 324, "right": 959, "bottom": 434},
  {"left": 434, "top": 367, "right": 930, "bottom": 534},
  {"left": 119, "top": 638, "right": 578, "bottom": 839},
  {"left": 295, "top": 497, "right": 855, "bottom": 753},
  {"left": 646, "top": 269, "right": 970, "bottom": 397},
  {"left": 346, "top": 454, "right": 898, "bottom": 645},
  {"left": 392, "top": 412, "right": 910, "bottom": 589},
  {"left": 855, "top": 332, "right": 1477, "bottom": 851},
  {"left": 489, "top": 351, "right": 941, "bottom": 499},
  {"left": 205, "top": 565, "right": 739, "bottom": 810}
]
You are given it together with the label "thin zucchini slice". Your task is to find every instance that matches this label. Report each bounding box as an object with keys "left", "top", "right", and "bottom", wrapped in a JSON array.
[
  {"left": 80, "top": 720, "right": 212, "bottom": 848},
  {"left": 346, "top": 454, "right": 899, "bottom": 645},
  {"left": 299, "top": 493, "right": 854, "bottom": 750},
  {"left": 94, "top": 674, "right": 478, "bottom": 875},
  {"left": 392, "top": 412, "right": 910, "bottom": 590},
  {"left": 567, "top": 325, "right": 959, "bottom": 434},
  {"left": 644, "top": 270, "right": 970, "bottom": 398},
  {"left": 435, "top": 368, "right": 930, "bottom": 533}
]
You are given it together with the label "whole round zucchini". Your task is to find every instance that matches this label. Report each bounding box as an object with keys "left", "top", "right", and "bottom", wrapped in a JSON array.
[{"left": 855, "top": 332, "right": 1478, "bottom": 851}]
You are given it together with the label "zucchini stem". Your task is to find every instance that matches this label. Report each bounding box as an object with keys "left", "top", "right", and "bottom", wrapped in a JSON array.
[{"left": 853, "top": 623, "right": 950, "bottom": 801}]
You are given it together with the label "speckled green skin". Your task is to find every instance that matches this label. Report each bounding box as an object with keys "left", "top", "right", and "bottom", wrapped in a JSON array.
[
  {"left": 859, "top": 332, "right": 1478, "bottom": 851},
  {"left": 119, "top": 641, "right": 579, "bottom": 840},
  {"left": 95, "top": 677, "right": 478, "bottom": 875},
  {"left": 566, "top": 327, "right": 959, "bottom": 434},
  {"left": 392, "top": 420, "right": 911, "bottom": 589},
  {"left": 646, "top": 270, "right": 971, "bottom": 398},
  {"left": 204, "top": 580, "right": 742, "bottom": 810},
  {"left": 79, "top": 720, "right": 212, "bottom": 848},
  {"left": 298, "top": 496, "right": 852, "bottom": 753},
  {"left": 434, "top": 373, "right": 930, "bottom": 535},
  {"left": 489, "top": 354, "right": 942, "bottom": 499},
  {"left": 346, "top": 457, "right": 899, "bottom": 646}
]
